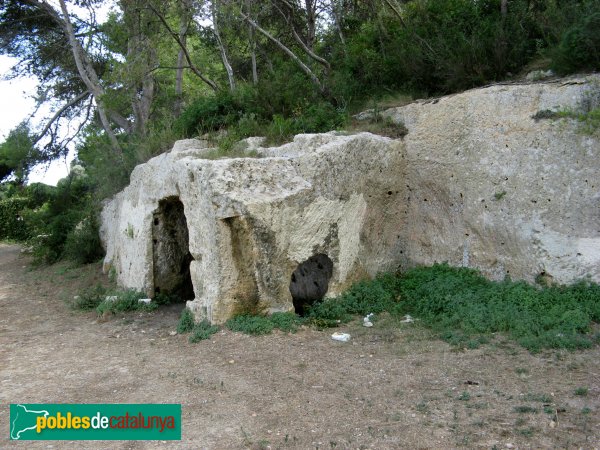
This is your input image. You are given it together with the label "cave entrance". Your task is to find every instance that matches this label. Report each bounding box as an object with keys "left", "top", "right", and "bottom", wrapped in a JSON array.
[
  {"left": 289, "top": 254, "right": 333, "bottom": 316},
  {"left": 152, "top": 197, "right": 194, "bottom": 301}
]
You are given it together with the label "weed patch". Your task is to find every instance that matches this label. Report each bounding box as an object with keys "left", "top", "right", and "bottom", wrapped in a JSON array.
[
  {"left": 69, "top": 284, "right": 107, "bottom": 310},
  {"left": 225, "top": 312, "right": 304, "bottom": 335},
  {"left": 305, "top": 263, "right": 600, "bottom": 352},
  {"left": 398, "top": 264, "right": 600, "bottom": 352},
  {"left": 177, "top": 308, "right": 195, "bottom": 334},
  {"left": 95, "top": 290, "right": 157, "bottom": 315},
  {"left": 189, "top": 320, "right": 219, "bottom": 343}
]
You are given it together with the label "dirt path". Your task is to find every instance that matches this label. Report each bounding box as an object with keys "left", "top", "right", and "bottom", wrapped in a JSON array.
[{"left": 1, "top": 243, "right": 599, "bottom": 449}]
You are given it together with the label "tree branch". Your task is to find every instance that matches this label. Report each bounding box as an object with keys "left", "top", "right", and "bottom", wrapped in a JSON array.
[
  {"left": 33, "top": 91, "right": 90, "bottom": 145},
  {"left": 146, "top": 2, "right": 218, "bottom": 91},
  {"left": 236, "top": 8, "right": 325, "bottom": 93}
]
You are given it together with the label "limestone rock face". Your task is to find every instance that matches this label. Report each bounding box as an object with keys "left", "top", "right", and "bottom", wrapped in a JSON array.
[
  {"left": 385, "top": 75, "right": 600, "bottom": 284},
  {"left": 101, "top": 75, "right": 600, "bottom": 324},
  {"left": 101, "top": 133, "right": 405, "bottom": 323}
]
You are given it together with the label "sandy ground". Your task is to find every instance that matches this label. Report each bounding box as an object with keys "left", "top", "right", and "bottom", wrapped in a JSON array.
[{"left": 0, "top": 243, "right": 599, "bottom": 449}]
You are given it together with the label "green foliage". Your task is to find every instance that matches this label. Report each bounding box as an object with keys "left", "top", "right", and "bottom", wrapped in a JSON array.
[
  {"left": 176, "top": 87, "right": 346, "bottom": 151},
  {"left": 307, "top": 273, "right": 403, "bottom": 327},
  {"left": 0, "top": 123, "right": 38, "bottom": 182},
  {"left": 514, "top": 406, "right": 539, "bottom": 414},
  {"left": 177, "top": 308, "right": 196, "bottom": 334},
  {"left": 19, "top": 170, "right": 103, "bottom": 264},
  {"left": 225, "top": 314, "right": 275, "bottom": 335},
  {"left": 552, "top": 12, "right": 600, "bottom": 74},
  {"left": 95, "top": 289, "right": 157, "bottom": 315},
  {"left": 69, "top": 284, "right": 107, "bottom": 310},
  {"left": 63, "top": 215, "right": 104, "bottom": 264},
  {"left": 305, "top": 263, "right": 600, "bottom": 352},
  {"left": 225, "top": 312, "right": 304, "bottom": 335},
  {"left": 268, "top": 312, "right": 304, "bottom": 333},
  {"left": 0, "top": 197, "right": 31, "bottom": 240},
  {"left": 574, "top": 387, "right": 589, "bottom": 396},
  {"left": 399, "top": 263, "right": 600, "bottom": 352},
  {"left": 189, "top": 320, "right": 220, "bottom": 343}
]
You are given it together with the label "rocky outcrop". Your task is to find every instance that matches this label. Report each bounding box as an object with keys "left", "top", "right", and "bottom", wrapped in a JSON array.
[
  {"left": 101, "top": 75, "right": 600, "bottom": 324},
  {"left": 101, "top": 134, "right": 405, "bottom": 323},
  {"left": 385, "top": 75, "right": 600, "bottom": 284}
]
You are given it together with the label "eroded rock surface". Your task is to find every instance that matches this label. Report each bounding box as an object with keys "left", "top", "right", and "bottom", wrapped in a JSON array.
[
  {"left": 101, "top": 75, "right": 600, "bottom": 324},
  {"left": 101, "top": 133, "right": 404, "bottom": 323}
]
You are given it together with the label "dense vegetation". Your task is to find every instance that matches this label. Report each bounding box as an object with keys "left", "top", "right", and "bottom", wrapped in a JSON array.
[
  {"left": 193, "top": 264, "right": 600, "bottom": 352},
  {"left": 1, "top": 0, "right": 599, "bottom": 262}
]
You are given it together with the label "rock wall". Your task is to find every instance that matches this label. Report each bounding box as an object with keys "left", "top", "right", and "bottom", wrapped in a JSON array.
[
  {"left": 385, "top": 75, "right": 600, "bottom": 284},
  {"left": 101, "top": 75, "right": 600, "bottom": 324},
  {"left": 101, "top": 134, "right": 405, "bottom": 323}
]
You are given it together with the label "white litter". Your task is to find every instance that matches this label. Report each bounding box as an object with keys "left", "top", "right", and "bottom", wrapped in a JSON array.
[
  {"left": 331, "top": 332, "right": 351, "bottom": 342},
  {"left": 138, "top": 298, "right": 152, "bottom": 304},
  {"left": 105, "top": 296, "right": 118, "bottom": 302},
  {"left": 400, "top": 314, "right": 414, "bottom": 323},
  {"left": 363, "top": 313, "right": 374, "bottom": 327}
]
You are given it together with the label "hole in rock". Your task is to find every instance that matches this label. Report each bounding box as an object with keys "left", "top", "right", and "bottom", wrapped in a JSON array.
[
  {"left": 152, "top": 197, "right": 194, "bottom": 301},
  {"left": 290, "top": 254, "right": 333, "bottom": 316}
]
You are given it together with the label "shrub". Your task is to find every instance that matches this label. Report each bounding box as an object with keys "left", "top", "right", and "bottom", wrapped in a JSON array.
[
  {"left": 95, "top": 289, "right": 157, "bottom": 315},
  {"left": 552, "top": 12, "right": 600, "bottom": 74},
  {"left": 268, "top": 312, "right": 304, "bottom": 333},
  {"left": 63, "top": 214, "right": 104, "bottom": 264},
  {"left": 189, "top": 320, "right": 220, "bottom": 343},
  {"left": 399, "top": 263, "right": 600, "bottom": 352},
  {"left": 225, "top": 314, "right": 275, "bottom": 335},
  {"left": 177, "top": 308, "right": 196, "bottom": 334},
  {"left": 0, "top": 197, "right": 31, "bottom": 241},
  {"left": 70, "top": 284, "right": 107, "bottom": 310}
]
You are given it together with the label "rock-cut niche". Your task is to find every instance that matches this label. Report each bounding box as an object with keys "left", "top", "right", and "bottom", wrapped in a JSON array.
[
  {"left": 152, "top": 197, "right": 194, "bottom": 300},
  {"left": 290, "top": 254, "right": 333, "bottom": 315}
]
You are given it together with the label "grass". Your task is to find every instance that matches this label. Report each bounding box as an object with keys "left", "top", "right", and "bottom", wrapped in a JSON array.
[
  {"left": 95, "top": 290, "right": 157, "bottom": 315},
  {"left": 305, "top": 263, "right": 600, "bottom": 353},
  {"left": 574, "top": 387, "right": 589, "bottom": 396},
  {"left": 189, "top": 320, "right": 219, "bottom": 343},
  {"left": 177, "top": 308, "right": 195, "bottom": 334},
  {"left": 70, "top": 285, "right": 157, "bottom": 315},
  {"left": 75, "top": 263, "right": 600, "bottom": 354},
  {"left": 225, "top": 312, "right": 304, "bottom": 335},
  {"left": 514, "top": 406, "right": 539, "bottom": 414}
]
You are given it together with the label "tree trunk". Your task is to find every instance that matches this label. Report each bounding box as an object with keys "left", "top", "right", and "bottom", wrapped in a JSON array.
[
  {"left": 240, "top": 11, "right": 325, "bottom": 94},
  {"left": 175, "top": 0, "right": 191, "bottom": 117},
  {"left": 212, "top": 0, "right": 236, "bottom": 91},
  {"left": 501, "top": 0, "right": 508, "bottom": 17},
  {"left": 246, "top": 0, "right": 258, "bottom": 84},
  {"left": 56, "top": 0, "right": 123, "bottom": 155}
]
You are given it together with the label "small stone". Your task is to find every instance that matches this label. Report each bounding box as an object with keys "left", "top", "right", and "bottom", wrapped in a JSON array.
[
  {"left": 228, "top": 359, "right": 235, "bottom": 364},
  {"left": 549, "top": 420, "right": 556, "bottom": 429},
  {"left": 169, "top": 331, "right": 177, "bottom": 336},
  {"left": 506, "top": 444, "right": 514, "bottom": 449}
]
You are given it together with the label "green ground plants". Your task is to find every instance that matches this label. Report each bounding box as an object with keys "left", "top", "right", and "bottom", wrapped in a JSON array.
[{"left": 306, "top": 263, "right": 600, "bottom": 352}]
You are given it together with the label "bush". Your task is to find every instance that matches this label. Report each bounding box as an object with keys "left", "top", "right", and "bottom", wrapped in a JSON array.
[
  {"left": 70, "top": 284, "right": 107, "bottom": 310},
  {"left": 189, "top": 320, "right": 220, "bottom": 343},
  {"left": 95, "top": 289, "right": 157, "bottom": 315},
  {"left": 63, "top": 214, "right": 104, "bottom": 264},
  {"left": 224, "top": 312, "right": 305, "bottom": 335},
  {"left": 177, "top": 308, "right": 195, "bottom": 333},
  {"left": 0, "top": 197, "right": 31, "bottom": 241},
  {"left": 399, "top": 263, "right": 600, "bottom": 352},
  {"left": 552, "top": 12, "right": 600, "bottom": 74},
  {"left": 225, "top": 314, "right": 275, "bottom": 335}
]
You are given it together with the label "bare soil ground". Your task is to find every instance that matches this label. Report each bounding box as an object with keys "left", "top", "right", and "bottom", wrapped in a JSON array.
[{"left": 1, "top": 243, "right": 599, "bottom": 449}]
